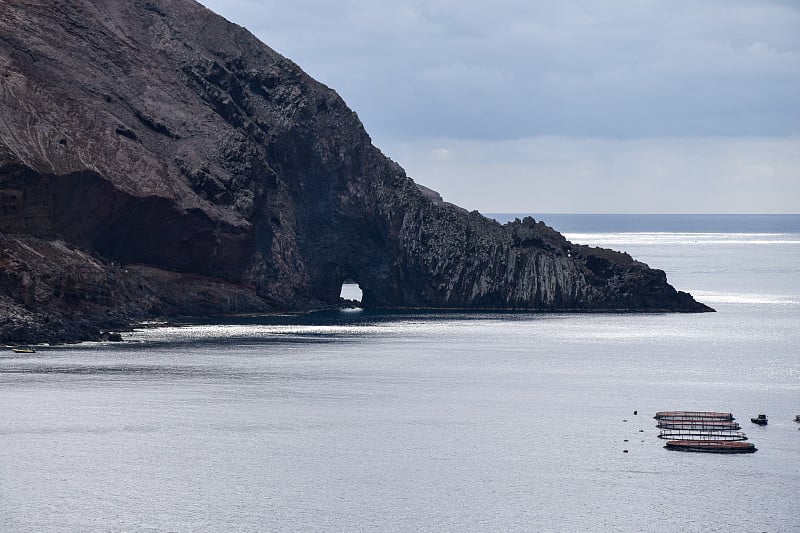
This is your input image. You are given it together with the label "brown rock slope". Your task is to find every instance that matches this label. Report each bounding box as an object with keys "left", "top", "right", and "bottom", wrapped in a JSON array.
[{"left": 0, "top": 0, "right": 711, "bottom": 342}]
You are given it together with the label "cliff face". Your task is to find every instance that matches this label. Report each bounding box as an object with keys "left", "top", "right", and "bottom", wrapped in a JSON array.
[{"left": 0, "top": 0, "right": 711, "bottom": 342}]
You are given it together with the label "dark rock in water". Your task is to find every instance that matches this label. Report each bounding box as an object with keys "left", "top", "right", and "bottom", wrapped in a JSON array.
[
  {"left": 0, "top": 0, "right": 712, "bottom": 343},
  {"left": 103, "top": 332, "right": 124, "bottom": 342}
]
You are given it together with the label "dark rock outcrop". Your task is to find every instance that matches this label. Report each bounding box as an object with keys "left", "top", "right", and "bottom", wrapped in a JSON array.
[{"left": 0, "top": 0, "right": 711, "bottom": 342}]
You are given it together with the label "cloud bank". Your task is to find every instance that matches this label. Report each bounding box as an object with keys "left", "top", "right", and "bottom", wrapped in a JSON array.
[
  {"left": 199, "top": 0, "right": 799, "bottom": 213},
  {"left": 385, "top": 136, "right": 800, "bottom": 213}
]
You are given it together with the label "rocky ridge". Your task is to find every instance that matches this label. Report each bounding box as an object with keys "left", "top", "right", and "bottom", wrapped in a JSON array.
[{"left": 0, "top": 0, "right": 711, "bottom": 343}]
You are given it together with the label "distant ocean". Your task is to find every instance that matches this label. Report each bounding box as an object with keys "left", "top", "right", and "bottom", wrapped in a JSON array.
[
  {"left": 1, "top": 214, "right": 798, "bottom": 532},
  {"left": 489, "top": 213, "right": 800, "bottom": 233}
]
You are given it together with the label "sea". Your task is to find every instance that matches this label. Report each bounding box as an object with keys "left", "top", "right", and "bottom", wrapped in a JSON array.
[{"left": 1, "top": 214, "right": 798, "bottom": 532}]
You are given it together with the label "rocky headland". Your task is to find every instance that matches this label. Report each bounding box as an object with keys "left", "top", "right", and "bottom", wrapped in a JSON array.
[{"left": 0, "top": 0, "right": 711, "bottom": 343}]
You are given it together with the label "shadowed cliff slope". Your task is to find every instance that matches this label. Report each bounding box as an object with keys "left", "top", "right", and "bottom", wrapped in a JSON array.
[{"left": 0, "top": 0, "right": 711, "bottom": 342}]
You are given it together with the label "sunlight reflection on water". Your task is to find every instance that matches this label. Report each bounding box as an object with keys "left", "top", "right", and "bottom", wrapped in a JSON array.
[
  {"left": 1, "top": 228, "right": 799, "bottom": 532},
  {"left": 566, "top": 232, "right": 800, "bottom": 247}
]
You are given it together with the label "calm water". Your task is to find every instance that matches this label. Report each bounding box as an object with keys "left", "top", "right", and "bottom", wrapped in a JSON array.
[{"left": 1, "top": 215, "right": 799, "bottom": 532}]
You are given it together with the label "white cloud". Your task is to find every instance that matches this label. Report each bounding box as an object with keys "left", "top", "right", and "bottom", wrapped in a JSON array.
[
  {"left": 197, "top": 1, "right": 800, "bottom": 212},
  {"left": 199, "top": 0, "right": 800, "bottom": 142},
  {"left": 385, "top": 136, "right": 800, "bottom": 213}
]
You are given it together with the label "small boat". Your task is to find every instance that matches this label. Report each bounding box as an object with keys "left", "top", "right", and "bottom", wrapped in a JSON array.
[
  {"left": 794, "top": 415, "right": 800, "bottom": 423},
  {"left": 751, "top": 414, "right": 768, "bottom": 426},
  {"left": 665, "top": 440, "right": 757, "bottom": 454},
  {"left": 11, "top": 345, "right": 35, "bottom": 354}
]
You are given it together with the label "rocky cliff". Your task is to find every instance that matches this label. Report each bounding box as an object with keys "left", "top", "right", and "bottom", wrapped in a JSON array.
[{"left": 0, "top": 0, "right": 711, "bottom": 343}]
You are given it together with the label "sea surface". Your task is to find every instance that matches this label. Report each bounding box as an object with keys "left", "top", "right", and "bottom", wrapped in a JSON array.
[{"left": 1, "top": 214, "right": 799, "bottom": 532}]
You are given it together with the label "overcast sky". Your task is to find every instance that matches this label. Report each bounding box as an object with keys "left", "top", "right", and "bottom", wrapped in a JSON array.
[{"left": 199, "top": 0, "right": 799, "bottom": 213}]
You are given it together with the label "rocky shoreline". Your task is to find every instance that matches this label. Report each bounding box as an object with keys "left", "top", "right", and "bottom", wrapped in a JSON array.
[{"left": 0, "top": 228, "right": 710, "bottom": 345}]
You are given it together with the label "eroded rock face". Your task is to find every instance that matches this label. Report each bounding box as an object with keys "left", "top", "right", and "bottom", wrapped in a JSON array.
[
  {"left": 0, "top": 235, "right": 272, "bottom": 344},
  {"left": 0, "top": 0, "right": 711, "bottom": 342}
]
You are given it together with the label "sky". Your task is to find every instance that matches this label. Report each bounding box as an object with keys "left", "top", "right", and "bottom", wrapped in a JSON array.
[{"left": 198, "top": 0, "right": 799, "bottom": 213}]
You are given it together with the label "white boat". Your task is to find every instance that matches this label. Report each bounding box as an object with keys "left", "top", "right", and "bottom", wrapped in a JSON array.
[{"left": 11, "top": 345, "right": 36, "bottom": 353}]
